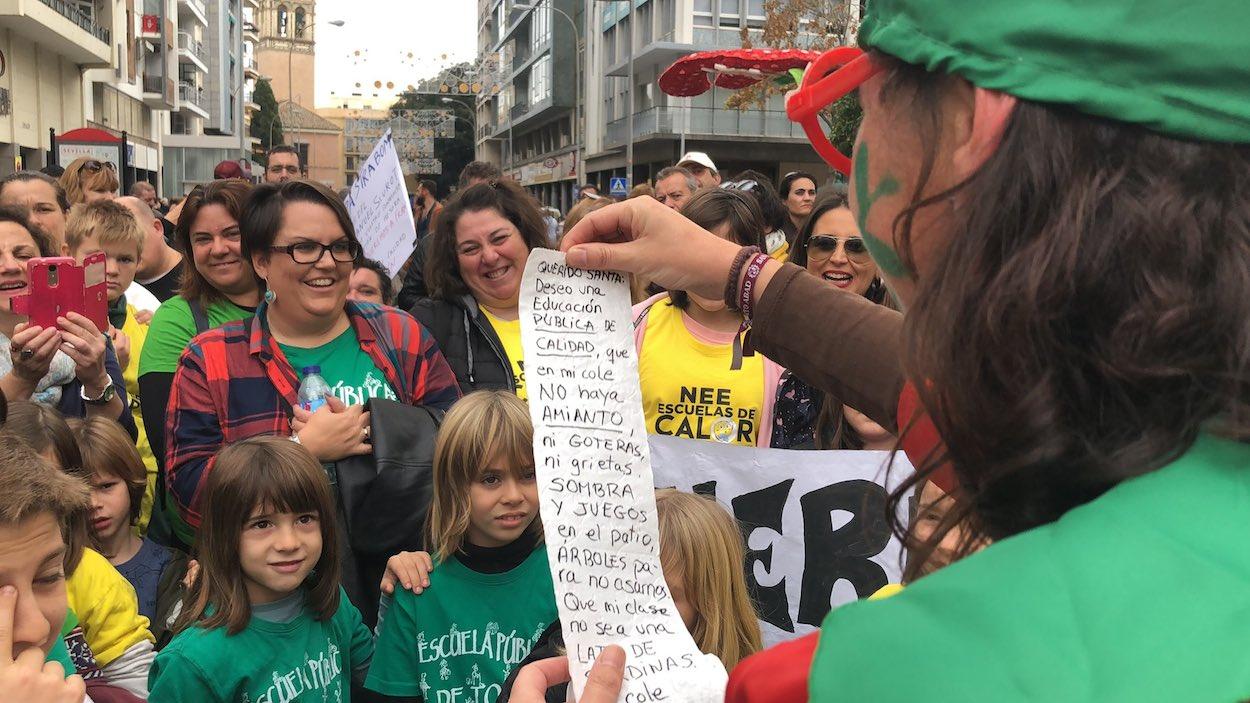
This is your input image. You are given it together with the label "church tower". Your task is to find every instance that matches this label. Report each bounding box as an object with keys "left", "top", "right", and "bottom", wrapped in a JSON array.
[{"left": 255, "top": 0, "right": 317, "bottom": 107}]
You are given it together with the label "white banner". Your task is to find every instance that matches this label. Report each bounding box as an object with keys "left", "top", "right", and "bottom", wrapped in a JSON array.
[
  {"left": 345, "top": 130, "right": 416, "bottom": 278},
  {"left": 649, "top": 435, "right": 915, "bottom": 647}
]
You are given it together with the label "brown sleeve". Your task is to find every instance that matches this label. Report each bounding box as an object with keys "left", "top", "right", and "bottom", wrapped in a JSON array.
[{"left": 751, "top": 263, "right": 905, "bottom": 432}]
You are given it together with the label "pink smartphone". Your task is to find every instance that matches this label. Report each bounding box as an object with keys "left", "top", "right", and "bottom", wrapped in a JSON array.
[{"left": 10, "top": 253, "right": 109, "bottom": 332}]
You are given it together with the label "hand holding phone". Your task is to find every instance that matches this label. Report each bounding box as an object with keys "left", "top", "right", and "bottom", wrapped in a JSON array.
[
  {"left": 6, "top": 323, "right": 60, "bottom": 385},
  {"left": 10, "top": 254, "right": 108, "bottom": 332}
]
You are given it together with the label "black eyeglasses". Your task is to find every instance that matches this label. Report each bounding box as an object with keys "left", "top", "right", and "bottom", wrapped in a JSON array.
[
  {"left": 82, "top": 160, "right": 116, "bottom": 173},
  {"left": 808, "top": 235, "right": 871, "bottom": 262},
  {"left": 269, "top": 240, "right": 361, "bottom": 264}
]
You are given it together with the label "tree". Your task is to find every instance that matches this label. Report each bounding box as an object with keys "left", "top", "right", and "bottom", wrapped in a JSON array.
[
  {"left": 727, "top": 0, "right": 864, "bottom": 157},
  {"left": 388, "top": 90, "right": 476, "bottom": 198},
  {"left": 251, "top": 79, "right": 284, "bottom": 160}
]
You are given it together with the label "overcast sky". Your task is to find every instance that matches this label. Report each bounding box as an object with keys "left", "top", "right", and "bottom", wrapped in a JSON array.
[{"left": 312, "top": 1, "right": 478, "bottom": 107}]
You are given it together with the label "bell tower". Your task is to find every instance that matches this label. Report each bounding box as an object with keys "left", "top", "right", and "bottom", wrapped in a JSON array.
[{"left": 255, "top": 0, "right": 317, "bottom": 107}]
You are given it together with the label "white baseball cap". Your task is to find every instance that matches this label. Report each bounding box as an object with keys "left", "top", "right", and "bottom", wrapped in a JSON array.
[{"left": 677, "top": 151, "right": 718, "bottom": 173}]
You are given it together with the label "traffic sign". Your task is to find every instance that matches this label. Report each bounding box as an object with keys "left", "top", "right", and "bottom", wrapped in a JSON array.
[{"left": 609, "top": 177, "right": 628, "bottom": 197}]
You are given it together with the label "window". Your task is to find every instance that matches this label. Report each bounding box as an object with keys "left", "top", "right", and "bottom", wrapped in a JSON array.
[
  {"left": 277, "top": 5, "right": 288, "bottom": 37},
  {"left": 294, "top": 7, "right": 306, "bottom": 37},
  {"left": 746, "top": 0, "right": 765, "bottom": 28},
  {"left": 694, "top": 0, "right": 713, "bottom": 27},
  {"left": 530, "top": 0, "right": 550, "bottom": 52},
  {"left": 720, "top": 0, "right": 740, "bottom": 27},
  {"left": 529, "top": 54, "right": 551, "bottom": 105}
]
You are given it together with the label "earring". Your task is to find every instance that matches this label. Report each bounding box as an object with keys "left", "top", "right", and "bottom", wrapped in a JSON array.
[{"left": 264, "top": 289, "right": 276, "bottom": 303}]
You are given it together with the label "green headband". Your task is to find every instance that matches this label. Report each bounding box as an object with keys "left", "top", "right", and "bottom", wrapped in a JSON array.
[{"left": 859, "top": 0, "right": 1250, "bottom": 144}]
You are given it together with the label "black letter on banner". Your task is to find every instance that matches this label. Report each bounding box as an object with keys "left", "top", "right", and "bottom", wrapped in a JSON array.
[
  {"left": 797, "top": 479, "right": 890, "bottom": 625},
  {"left": 732, "top": 479, "right": 795, "bottom": 632},
  {"left": 692, "top": 481, "right": 717, "bottom": 499}
]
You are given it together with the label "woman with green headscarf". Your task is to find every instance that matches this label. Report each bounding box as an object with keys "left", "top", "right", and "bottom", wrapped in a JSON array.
[{"left": 511, "top": 0, "right": 1250, "bottom": 700}]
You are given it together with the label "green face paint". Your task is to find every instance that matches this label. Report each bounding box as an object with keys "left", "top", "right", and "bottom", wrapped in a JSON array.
[{"left": 851, "top": 142, "right": 908, "bottom": 279}]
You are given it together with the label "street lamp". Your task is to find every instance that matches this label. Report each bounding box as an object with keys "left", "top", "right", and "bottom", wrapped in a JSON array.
[
  {"left": 514, "top": 1, "right": 584, "bottom": 188},
  {"left": 440, "top": 96, "right": 476, "bottom": 135}
]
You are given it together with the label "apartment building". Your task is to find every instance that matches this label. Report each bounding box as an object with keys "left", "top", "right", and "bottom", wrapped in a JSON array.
[
  {"left": 583, "top": 0, "right": 833, "bottom": 189},
  {"left": 476, "top": 0, "right": 581, "bottom": 212},
  {"left": 160, "top": 0, "right": 251, "bottom": 195}
]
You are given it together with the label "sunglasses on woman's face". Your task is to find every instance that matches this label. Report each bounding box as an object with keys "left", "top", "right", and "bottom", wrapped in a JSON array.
[
  {"left": 82, "top": 160, "right": 116, "bottom": 173},
  {"left": 808, "top": 234, "right": 871, "bottom": 262},
  {"left": 786, "top": 47, "right": 884, "bottom": 175}
]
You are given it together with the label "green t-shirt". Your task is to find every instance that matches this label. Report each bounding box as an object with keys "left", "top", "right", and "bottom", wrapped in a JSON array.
[
  {"left": 148, "top": 588, "right": 373, "bottom": 703},
  {"left": 47, "top": 611, "right": 77, "bottom": 675},
  {"left": 138, "top": 296, "right": 253, "bottom": 375},
  {"left": 809, "top": 434, "right": 1250, "bottom": 701},
  {"left": 279, "top": 326, "right": 398, "bottom": 407},
  {"left": 366, "top": 546, "right": 557, "bottom": 701}
]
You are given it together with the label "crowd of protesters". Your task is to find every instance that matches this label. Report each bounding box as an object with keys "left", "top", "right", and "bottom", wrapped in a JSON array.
[{"left": 0, "top": 0, "right": 1247, "bottom": 700}]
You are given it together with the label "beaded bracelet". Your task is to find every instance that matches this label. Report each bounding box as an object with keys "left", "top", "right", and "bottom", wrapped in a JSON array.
[
  {"left": 738, "top": 253, "right": 772, "bottom": 321},
  {"left": 723, "top": 246, "right": 761, "bottom": 312}
]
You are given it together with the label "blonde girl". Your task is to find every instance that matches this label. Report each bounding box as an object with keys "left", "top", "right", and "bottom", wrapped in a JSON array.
[
  {"left": 58, "top": 157, "right": 119, "bottom": 206},
  {"left": 149, "top": 436, "right": 373, "bottom": 702},
  {"left": 656, "top": 488, "right": 762, "bottom": 669},
  {"left": 367, "top": 390, "right": 557, "bottom": 702}
]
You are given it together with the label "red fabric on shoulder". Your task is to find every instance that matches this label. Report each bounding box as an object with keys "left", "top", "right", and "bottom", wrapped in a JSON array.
[
  {"left": 897, "top": 381, "right": 956, "bottom": 493},
  {"left": 726, "top": 631, "right": 820, "bottom": 703}
]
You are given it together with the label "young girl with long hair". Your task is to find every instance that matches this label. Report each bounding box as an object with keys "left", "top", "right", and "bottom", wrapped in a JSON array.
[
  {"left": 633, "top": 189, "right": 784, "bottom": 448},
  {"left": 366, "top": 390, "right": 557, "bottom": 702},
  {"left": 148, "top": 436, "right": 373, "bottom": 702}
]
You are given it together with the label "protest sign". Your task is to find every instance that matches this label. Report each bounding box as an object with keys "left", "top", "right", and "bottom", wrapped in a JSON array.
[
  {"left": 520, "top": 249, "right": 727, "bottom": 702},
  {"left": 345, "top": 130, "right": 416, "bottom": 278},
  {"left": 649, "top": 435, "right": 915, "bottom": 647}
]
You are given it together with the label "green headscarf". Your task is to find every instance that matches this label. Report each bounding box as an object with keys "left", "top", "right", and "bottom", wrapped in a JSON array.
[{"left": 858, "top": 0, "right": 1250, "bottom": 143}]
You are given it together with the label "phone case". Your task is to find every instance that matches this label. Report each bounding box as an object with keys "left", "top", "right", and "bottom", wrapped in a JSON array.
[{"left": 10, "top": 253, "right": 109, "bottom": 332}]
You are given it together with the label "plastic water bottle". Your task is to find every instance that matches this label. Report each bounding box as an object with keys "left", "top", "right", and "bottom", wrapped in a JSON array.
[{"left": 297, "top": 366, "right": 332, "bottom": 413}]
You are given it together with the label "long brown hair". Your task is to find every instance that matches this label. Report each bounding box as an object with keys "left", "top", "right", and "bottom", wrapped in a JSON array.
[
  {"left": 874, "top": 51, "right": 1250, "bottom": 572},
  {"left": 174, "top": 179, "right": 255, "bottom": 306},
  {"left": 427, "top": 390, "right": 539, "bottom": 561},
  {"left": 177, "top": 436, "right": 341, "bottom": 635},
  {"left": 424, "top": 180, "right": 549, "bottom": 300},
  {"left": 655, "top": 489, "right": 761, "bottom": 669}
]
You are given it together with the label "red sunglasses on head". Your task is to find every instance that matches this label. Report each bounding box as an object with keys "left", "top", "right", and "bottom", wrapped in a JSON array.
[{"left": 786, "top": 47, "right": 883, "bottom": 176}]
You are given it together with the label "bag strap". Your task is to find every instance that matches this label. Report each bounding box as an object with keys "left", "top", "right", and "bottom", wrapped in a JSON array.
[{"left": 188, "top": 298, "right": 209, "bottom": 334}]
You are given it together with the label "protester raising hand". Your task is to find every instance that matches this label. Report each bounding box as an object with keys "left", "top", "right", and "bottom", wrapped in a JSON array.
[
  {"left": 508, "top": 647, "right": 626, "bottom": 703},
  {"left": 0, "top": 586, "right": 86, "bottom": 703}
]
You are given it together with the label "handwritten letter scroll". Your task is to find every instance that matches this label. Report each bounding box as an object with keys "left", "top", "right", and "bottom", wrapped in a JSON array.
[{"left": 520, "top": 249, "right": 727, "bottom": 702}]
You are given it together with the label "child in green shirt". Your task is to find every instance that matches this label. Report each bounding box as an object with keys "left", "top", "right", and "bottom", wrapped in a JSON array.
[
  {"left": 148, "top": 436, "right": 374, "bottom": 702},
  {"left": 367, "top": 391, "right": 557, "bottom": 703}
]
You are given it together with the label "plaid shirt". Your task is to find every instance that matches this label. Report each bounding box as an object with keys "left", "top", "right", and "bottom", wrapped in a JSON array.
[{"left": 165, "top": 300, "right": 460, "bottom": 536}]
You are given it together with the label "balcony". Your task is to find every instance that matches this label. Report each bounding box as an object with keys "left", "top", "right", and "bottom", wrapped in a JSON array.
[
  {"left": 0, "top": 0, "right": 111, "bottom": 64},
  {"left": 604, "top": 106, "right": 806, "bottom": 148},
  {"left": 178, "top": 0, "right": 206, "bottom": 26},
  {"left": 142, "top": 74, "right": 175, "bottom": 109},
  {"left": 243, "top": 55, "right": 259, "bottom": 79},
  {"left": 178, "top": 82, "right": 209, "bottom": 117},
  {"left": 178, "top": 32, "right": 208, "bottom": 71}
]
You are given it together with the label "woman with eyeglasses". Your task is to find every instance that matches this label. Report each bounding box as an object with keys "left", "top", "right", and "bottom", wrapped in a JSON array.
[
  {"left": 772, "top": 193, "right": 893, "bottom": 450},
  {"left": 546, "top": 0, "right": 1250, "bottom": 698},
  {"left": 59, "top": 158, "right": 119, "bottom": 206},
  {"left": 163, "top": 179, "right": 460, "bottom": 544},
  {"left": 777, "top": 170, "right": 818, "bottom": 245},
  {"left": 411, "top": 179, "right": 550, "bottom": 400}
]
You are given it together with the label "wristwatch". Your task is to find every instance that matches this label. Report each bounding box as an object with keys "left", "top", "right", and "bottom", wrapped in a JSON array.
[{"left": 80, "top": 378, "right": 117, "bottom": 406}]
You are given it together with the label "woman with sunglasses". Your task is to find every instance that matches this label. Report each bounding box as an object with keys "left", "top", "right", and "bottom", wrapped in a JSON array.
[
  {"left": 777, "top": 171, "right": 818, "bottom": 246},
  {"left": 772, "top": 193, "right": 893, "bottom": 451},
  {"left": 552, "top": 0, "right": 1250, "bottom": 698},
  {"left": 59, "top": 158, "right": 119, "bottom": 206},
  {"left": 725, "top": 170, "right": 792, "bottom": 261},
  {"left": 163, "top": 179, "right": 460, "bottom": 543}
]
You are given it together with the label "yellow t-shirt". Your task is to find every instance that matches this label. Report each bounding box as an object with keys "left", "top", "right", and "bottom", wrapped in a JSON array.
[
  {"left": 120, "top": 304, "right": 158, "bottom": 534},
  {"left": 636, "top": 299, "right": 767, "bottom": 446},
  {"left": 481, "top": 307, "right": 527, "bottom": 400},
  {"left": 65, "top": 548, "right": 154, "bottom": 666}
]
